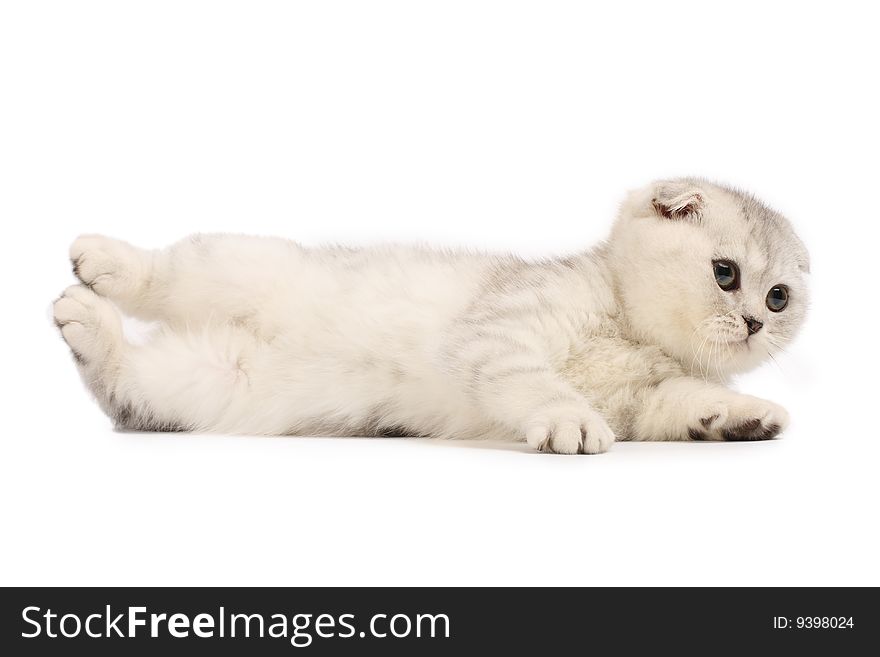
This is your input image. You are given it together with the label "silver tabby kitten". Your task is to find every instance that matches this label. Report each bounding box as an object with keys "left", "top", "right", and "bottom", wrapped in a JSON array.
[{"left": 53, "top": 179, "right": 809, "bottom": 454}]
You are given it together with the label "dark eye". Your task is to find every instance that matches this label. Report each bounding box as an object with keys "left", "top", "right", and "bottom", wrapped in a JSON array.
[
  {"left": 712, "top": 260, "right": 740, "bottom": 291},
  {"left": 766, "top": 285, "right": 789, "bottom": 312}
]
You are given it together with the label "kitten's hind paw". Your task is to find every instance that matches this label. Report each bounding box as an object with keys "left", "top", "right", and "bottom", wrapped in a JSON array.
[
  {"left": 53, "top": 284, "right": 123, "bottom": 369},
  {"left": 70, "top": 234, "right": 150, "bottom": 302},
  {"left": 525, "top": 405, "right": 615, "bottom": 454}
]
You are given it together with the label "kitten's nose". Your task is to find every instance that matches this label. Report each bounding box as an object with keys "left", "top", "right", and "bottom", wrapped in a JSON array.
[{"left": 743, "top": 315, "right": 764, "bottom": 335}]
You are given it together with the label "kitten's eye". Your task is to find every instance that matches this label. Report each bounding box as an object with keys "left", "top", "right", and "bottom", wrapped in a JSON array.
[
  {"left": 712, "top": 260, "right": 740, "bottom": 291},
  {"left": 766, "top": 285, "right": 789, "bottom": 312}
]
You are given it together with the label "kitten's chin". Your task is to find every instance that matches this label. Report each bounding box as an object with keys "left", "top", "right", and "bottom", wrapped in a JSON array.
[{"left": 720, "top": 340, "right": 771, "bottom": 376}]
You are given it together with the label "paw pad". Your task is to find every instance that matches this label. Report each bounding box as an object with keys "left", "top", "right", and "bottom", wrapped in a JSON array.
[
  {"left": 700, "top": 414, "right": 719, "bottom": 429},
  {"left": 722, "top": 420, "right": 782, "bottom": 442}
]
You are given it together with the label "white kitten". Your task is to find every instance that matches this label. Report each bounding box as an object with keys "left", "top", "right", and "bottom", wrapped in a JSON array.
[{"left": 53, "top": 179, "right": 809, "bottom": 454}]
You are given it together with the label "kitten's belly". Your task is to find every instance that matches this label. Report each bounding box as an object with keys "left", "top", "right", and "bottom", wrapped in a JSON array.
[
  {"left": 248, "top": 334, "right": 495, "bottom": 439},
  {"left": 229, "top": 256, "right": 496, "bottom": 437}
]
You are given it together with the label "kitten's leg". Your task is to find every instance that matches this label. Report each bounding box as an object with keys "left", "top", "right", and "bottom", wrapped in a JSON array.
[
  {"left": 634, "top": 377, "right": 790, "bottom": 442},
  {"left": 53, "top": 284, "right": 258, "bottom": 432},
  {"left": 70, "top": 233, "right": 299, "bottom": 329},
  {"left": 444, "top": 325, "right": 615, "bottom": 454}
]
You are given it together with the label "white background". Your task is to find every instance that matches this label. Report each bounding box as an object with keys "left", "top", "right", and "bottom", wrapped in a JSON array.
[{"left": 1, "top": 1, "right": 878, "bottom": 586}]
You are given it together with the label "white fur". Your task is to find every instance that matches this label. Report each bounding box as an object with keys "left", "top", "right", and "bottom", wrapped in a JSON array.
[{"left": 53, "top": 179, "right": 809, "bottom": 453}]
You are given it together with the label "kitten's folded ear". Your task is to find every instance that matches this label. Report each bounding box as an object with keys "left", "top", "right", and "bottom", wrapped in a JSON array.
[{"left": 651, "top": 181, "right": 704, "bottom": 220}]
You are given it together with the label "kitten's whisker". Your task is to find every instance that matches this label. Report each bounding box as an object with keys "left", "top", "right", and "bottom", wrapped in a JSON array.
[
  {"left": 708, "top": 339, "right": 716, "bottom": 381},
  {"left": 764, "top": 334, "right": 789, "bottom": 355},
  {"left": 697, "top": 332, "right": 712, "bottom": 382},
  {"left": 715, "top": 342, "right": 730, "bottom": 381},
  {"left": 705, "top": 339, "right": 714, "bottom": 382},
  {"left": 689, "top": 330, "right": 704, "bottom": 377},
  {"left": 694, "top": 333, "right": 706, "bottom": 380},
  {"left": 763, "top": 335, "right": 788, "bottom": 371},
  {"left": 688, "top": 318, "right": 712, "bottom": 378}
]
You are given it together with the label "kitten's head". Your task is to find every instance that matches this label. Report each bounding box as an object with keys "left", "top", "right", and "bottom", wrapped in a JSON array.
[{"left": 608, "top": 178, "right": 810, "bottom": 378}]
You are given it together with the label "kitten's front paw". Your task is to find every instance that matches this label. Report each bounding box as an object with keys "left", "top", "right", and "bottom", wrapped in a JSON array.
[
  {"left": 70, "top": 234, "right": 149, "bottom": 301},
  {"left": 525, "top": 404, "right": 615, "bottom": 454},
  {"left": 690, "top": 395, "right": 789, "bottom": 442},
  {"left": 721, "top": 396, "right": 789, "bottom": 441}
]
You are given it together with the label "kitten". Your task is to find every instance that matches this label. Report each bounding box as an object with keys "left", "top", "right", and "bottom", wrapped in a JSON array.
[{"left": 53, "top": 179, "right": 809, "bottom": 454}]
